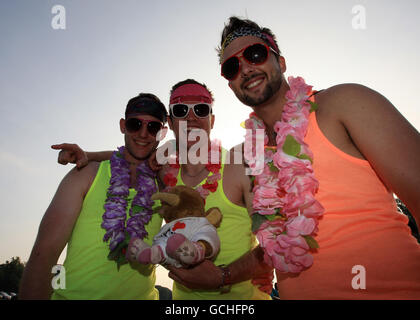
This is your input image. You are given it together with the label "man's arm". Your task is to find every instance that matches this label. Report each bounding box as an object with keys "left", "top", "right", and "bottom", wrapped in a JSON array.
[
  {"left": 51, "top": 143, "right": 162, "bottom": 172},
  {"left": 319, "top": 84, "right": 420, "bottom": 221},
  {"left": 19, "top": 162, "right": 98, "bottom": 299},
  {"left": 168, "top": 246, "right": 271, "bottom": 290},
  {"left": 51, "top": 143, "right": 113, "bottom": 168}
]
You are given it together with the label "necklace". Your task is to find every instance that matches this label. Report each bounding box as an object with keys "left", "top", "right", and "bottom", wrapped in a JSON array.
[
  {"left": 101, "top": 146, "right": 157, "bottom": 267},
  {"left": 245, "top": 76, "right": 324, "bottom": 274},
  {"left": 163, "top": 140, "right": 222, "bottom": 202}
]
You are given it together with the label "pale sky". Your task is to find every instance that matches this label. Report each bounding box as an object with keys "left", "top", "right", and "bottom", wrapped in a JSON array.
[{"left": 0, "top": 0, "right": 419, "bottom": 289}]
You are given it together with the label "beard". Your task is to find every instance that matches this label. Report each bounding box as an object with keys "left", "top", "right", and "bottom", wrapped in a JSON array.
[{"left": 236, "top": 68, "right": 283, "bottom": 107}]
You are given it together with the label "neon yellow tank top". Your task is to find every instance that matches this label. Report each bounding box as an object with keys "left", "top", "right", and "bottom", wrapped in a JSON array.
[
  {"left": 172, "top": 149, "right": 271, "bottom": 300},
  {"left": 51, "top": 160, "right": 163, "bottom": 300}
]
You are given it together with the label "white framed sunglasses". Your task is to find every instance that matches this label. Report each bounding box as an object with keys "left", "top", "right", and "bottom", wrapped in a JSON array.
[{"left": 169, "top": 103, "right": 212, "bottom": 119}]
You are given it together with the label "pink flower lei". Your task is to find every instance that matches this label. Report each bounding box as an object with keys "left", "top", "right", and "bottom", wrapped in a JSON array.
[
  {"left": 162, "top": 140, "right": 222, "bottom": 202},
  {"left": 245, "top": 76, "right": 324, "bottom": 274},
  {"left": 101, "top": 146, "right": 158, "bottom": 267}
]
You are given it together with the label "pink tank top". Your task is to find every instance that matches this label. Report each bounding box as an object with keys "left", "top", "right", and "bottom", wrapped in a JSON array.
[{"left": 276, "top": 111, "right": 420, "bottom": 299}]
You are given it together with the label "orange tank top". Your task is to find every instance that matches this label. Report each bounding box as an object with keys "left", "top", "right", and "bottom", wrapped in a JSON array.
[{"left": 276, "top": 110, "right": 420, "bottom": 299}]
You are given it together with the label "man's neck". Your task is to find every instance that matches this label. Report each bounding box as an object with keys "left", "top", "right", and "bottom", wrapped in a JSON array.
[
  {"left": 123, "top": 149, "right": 146, "bottom": 187},
  {"left": 180, "top": 162, "right": 209, "bottom": 187},
  {"left": 180, "top": 140, "right": 212, "bottom": 186},
  {"left": 182, "top": 162, "right": 208, "bottom": 176}
]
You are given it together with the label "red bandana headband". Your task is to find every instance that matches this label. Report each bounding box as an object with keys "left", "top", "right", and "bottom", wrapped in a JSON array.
[{"left": 170, "top": 84, "right": 213, "bottom": 104}]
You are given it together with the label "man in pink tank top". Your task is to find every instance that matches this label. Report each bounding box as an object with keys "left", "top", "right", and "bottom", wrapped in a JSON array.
[{"left": 216, "top": 16, "right": 420, "bottom": 299}]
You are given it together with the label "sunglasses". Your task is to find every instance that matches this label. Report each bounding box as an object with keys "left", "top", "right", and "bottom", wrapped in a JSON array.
[
  {"left": 169, "top": 103, "right": 212, "bottom": 119},
  {"left": 221, "top": 43, "right": 278, "bottom": 81},
  {"left": 125, "top": 118, "right": 163, "bottom": 136}
]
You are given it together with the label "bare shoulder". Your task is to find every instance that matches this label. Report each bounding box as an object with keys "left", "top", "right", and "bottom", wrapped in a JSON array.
[
  {"left": 27, "top": 158, "right": 101, "bottom": 261},
  {"left": 320, "top": 83, "right": 377, "bottom": 97},
  {"left": 316, "top": 83, "right": 393, "bottom": 117},
  {"left": 61, "top": 161, "right": 100, "bottom": 196},
  {"left": 222, "top": 145, "right": 253, "bottom": 211},
  {"left": 317, "top": 82, "right": 418, "bottom": 135},
  {"left": 317, "top": 83, "right": 420, "bottom": 215},
  {"left": 224, "top": 144, "right": 246, "bottom": 175},
  {"left": 65, "top": 161, "right": 99, "bottom": 180}
]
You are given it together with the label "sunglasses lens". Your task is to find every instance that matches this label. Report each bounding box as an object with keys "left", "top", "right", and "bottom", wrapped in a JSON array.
[
  {"left": 193, "top": 104, "right": 211, "bottom": 118},
  {"left": 147, "top": 121, "right": 162, "bottom": 136},
  {"left": 125, "top": 118, "right": 141, "bottom": 133},
  {"left": 172, "top": 104, "right": 189, "bottom": 118},
  {"left": 221, "top": 57, "right": 240, "bottom": 80},
  {"left": 126, "top": 118, "right": 162, "bottom": 136},
  {"left": 244, "top": 43, "right": 268, "bottom": 64}
]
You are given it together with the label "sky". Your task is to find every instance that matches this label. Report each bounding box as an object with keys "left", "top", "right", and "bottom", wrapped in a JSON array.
[{"left": 0, "top": 0, "right": 419, "bottom": 290}]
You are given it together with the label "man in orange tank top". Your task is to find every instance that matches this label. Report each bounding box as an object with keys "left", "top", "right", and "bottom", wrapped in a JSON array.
[{"left": 217, "top": 16, "right": 420, "bottom": 299}]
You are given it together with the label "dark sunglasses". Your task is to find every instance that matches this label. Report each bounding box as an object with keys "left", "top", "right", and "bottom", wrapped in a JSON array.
[
  {"left": 221, "top": 43, "right": 278, "bottom": 81},
  {"left": 169, "top": 103, "right": 212, "bottom": 119},
  {"left": 125, "top": 118, "right": 163, "bottom": 136}
]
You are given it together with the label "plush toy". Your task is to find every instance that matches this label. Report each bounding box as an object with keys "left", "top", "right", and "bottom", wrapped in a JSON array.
[{"left": 126, "top": 185, "right": 222, "bottom": 268}]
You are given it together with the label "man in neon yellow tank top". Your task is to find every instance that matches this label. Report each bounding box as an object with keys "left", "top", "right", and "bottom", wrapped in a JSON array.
[
  {"left": 19, "top": 94, "right": 167, "bottom": 299},
  {"left": 158, "top": 79, "right": 273, "bottom": 299},
  {"left": 50, "top": 80, "right": 274, "bottom": 300}
]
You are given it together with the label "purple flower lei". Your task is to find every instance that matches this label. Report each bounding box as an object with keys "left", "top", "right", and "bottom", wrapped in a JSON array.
[{"left": 101, "top": 146, "right": 157, "bottom": 255}]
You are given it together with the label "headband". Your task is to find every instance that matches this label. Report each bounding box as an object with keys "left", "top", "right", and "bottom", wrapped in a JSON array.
[
  {"left": 169, "top": 84, "right": 213, "bottom": 104},
  {"left": 220, "top": 26, "right": 280, "bottom": 62}
]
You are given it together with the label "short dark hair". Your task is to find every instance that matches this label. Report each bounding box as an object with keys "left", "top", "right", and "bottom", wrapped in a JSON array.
[
  {"left": 217, "top": 16, "right": 281, "bottom": 60},
  {"left": 125, "top": 93, "right": 167, "bottom": 123}
]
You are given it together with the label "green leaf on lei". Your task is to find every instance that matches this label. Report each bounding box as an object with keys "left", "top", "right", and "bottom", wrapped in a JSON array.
[
  {"left": 303, "top": 235, "right": 319, "bottom": 249},
  {"left": 265, "top": 214, "right": 277, "bottom": 221},
  {"left": 307, "top": 100, "right": 319, "bottom": 112},
  {"left": 251, "top": 214, "right": 268, "bottom": 233},
  {"left": 282, "top": 134, "right": 301, "bottom": 156},
  {"left": 108, "top": 233, "right": 130, "bottom": 270},
  {"left": 268, "top": 161, "right": 279, "bottom": 172},
  {"left": 250, "top": 175, "right": 256, "bottom": 187},
  {"left": 297, "top": 153, "right": 313, "bottom": 164},
  {"left": 116, "top": 253, "right": 128, "bottom": 269},
  {"left": 131, "top": 205, "right": 144, "bottom": 215},
  {"left": 274, "top": 208, "right": 282, "bottom": 215}
]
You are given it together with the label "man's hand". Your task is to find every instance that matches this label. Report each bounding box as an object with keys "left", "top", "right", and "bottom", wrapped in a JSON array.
[
  {"left": 168, "top": 259, "right": 223, "bottom": 290},
  {"left": 51, "top": 143, "right": 88, "bottom": 169},
  {"left": 148, "top": 149, "right": 162, "bottom": 172},
  {"left": 251, "top": 269, "right": 274, "bottom": 295}
]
